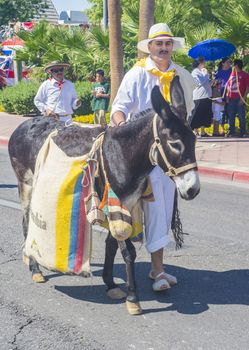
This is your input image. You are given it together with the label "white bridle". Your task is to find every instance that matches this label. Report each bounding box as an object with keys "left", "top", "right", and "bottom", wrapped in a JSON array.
[{"left": 149, "top": 114, "right": 197, "bottom": 177}]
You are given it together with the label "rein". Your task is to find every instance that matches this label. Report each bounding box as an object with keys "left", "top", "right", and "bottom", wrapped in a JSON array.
[{"left": 149, "top": 114, "right": 197, "bottom": 176}]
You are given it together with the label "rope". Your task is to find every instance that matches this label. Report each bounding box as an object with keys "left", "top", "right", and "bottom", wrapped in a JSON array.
[
  {"left": 171, "top": 190, "right": 188, "bottom": 249},
  {"left": 149, "top": 114, "right": 197, "bottom": 176},
  {"left": 210, "top": 67, "right": 249, "bottom": 106},
  {"left": 234, "top": 68, "right": 249, "bottom": 106}
]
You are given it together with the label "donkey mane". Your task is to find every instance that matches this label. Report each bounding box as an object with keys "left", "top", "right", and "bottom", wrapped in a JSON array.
[
  {"left": 130, "top": 108, "right": 154, "bottom": 122},
  {"left": 110, "top": 111, "right": 154, "bottom": 140}
]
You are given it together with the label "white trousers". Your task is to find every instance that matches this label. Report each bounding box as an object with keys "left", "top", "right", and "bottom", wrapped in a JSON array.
[
  {"left": 59, "top": 115, "right": 72, "bottom": 124},
  {"left": 143, "top": 166, "right": 175, "bottom": 253}
]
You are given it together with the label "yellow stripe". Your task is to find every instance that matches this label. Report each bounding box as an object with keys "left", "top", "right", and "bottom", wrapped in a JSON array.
[
  {"left": 149, "top": 31, "right": 173, "bottom": 38},
  {"left": 55, "top": 160, "right": 86, "bottom": 272}
]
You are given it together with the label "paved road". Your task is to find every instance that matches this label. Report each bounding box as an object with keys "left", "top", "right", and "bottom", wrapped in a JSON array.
[{"left": 0, "top": 146, "right": 249, "bottom": 350}]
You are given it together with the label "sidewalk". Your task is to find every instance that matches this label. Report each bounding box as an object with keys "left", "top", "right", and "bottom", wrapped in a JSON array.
[{"left": 1, "top": 112, "right": 249, "bottom": 183}]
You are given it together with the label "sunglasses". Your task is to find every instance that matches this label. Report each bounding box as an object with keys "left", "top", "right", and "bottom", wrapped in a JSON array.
[{"left": 51, "top": 68, "right": 64, "bottom": 73}]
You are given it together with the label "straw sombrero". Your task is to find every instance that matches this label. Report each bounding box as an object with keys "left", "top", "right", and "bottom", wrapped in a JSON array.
[
  {"left": 137, "top": 23, "right": 185, "bottom": 54},
  {"left": 44, "top": 61, "right": 70, "bottom": 73}
]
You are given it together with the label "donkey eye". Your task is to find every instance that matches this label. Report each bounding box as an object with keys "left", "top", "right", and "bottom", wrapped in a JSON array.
[{"left": 167, "top": 140, "right": 185, "bottom": 154}]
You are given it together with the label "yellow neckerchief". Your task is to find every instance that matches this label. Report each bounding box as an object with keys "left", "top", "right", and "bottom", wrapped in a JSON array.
[{"left": 135, "top": 58, "right": 175, "bottom": 102}]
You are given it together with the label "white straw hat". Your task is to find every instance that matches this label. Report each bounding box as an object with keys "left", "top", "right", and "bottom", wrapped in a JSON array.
[{"left": 137, "top": 23, "right": 185, "bottom": 53}]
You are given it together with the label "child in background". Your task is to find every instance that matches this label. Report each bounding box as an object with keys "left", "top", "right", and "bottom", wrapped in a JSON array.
[
  {"left": 211, "top": 80, "right": 225, "bottom": 136},
  {"left": 91, "top": 69, "right": 110, "bottom": 127}
]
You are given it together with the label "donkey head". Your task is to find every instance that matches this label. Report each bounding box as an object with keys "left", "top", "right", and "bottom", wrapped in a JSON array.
[{"left": 151, "top": 76, "right": 200, "bottom": 200}]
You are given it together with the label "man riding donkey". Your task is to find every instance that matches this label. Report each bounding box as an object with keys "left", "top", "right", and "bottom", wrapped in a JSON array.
[{"left": 111, "top": 23, "right": 196, "bottom": 291}]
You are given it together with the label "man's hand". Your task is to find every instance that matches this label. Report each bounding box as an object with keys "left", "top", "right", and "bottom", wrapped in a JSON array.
[
  {"left": 96, "top": 93, "right": 103, "bottom": 98},
  {"left": 46, "top": 109, "right": 59, "bottom": 120}
]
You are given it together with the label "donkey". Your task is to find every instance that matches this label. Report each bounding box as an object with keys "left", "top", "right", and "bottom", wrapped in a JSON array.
[{"left": 8, "top": 76, "right": 200, "bottom": 315}]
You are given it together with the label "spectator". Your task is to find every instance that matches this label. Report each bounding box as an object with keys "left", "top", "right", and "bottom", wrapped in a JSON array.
[
  {"left": 215, "top": 57, "right": 232, "bottom": 129},
  {"left": 211, "top": 80, "right": 225, "bottom": 136},
  {"left": 226, "top": 59, "right": 249, "bottom": 137},
  {"left": 91, "top": 69, "right": 110, "bottom": 127},
  {"left": 190, "top": 57, "right": 213, "bottom": 137},
  {"left": 34, "top": 61, "right": 81, "bottom": 123}
]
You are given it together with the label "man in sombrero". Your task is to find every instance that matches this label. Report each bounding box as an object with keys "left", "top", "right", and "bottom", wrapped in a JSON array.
[
  {"left": 34, "top": 61, "right": 81, "bottom": 123},
  {"left": 111, "top": 23, "right": 195, "bottom": 292}
]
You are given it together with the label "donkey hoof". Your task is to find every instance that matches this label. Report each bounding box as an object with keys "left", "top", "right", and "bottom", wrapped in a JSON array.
[
  {"left": 32, "top": 273, "right": 46, "bottom": 283},
  {"left": 107, "top": 287, "right": 126, "bottom": 300},
  {"left": 80, "top": 271, "right": 91, "bottom": 278},
  {"left": 126, "top": 300, "right": 142, "bottom": 315}
]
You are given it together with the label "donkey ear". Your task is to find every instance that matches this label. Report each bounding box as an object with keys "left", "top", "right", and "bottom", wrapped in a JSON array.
[
  {"left": 170, "top": 75, "right": 187, "bottom": 120},
  {"left": 151, "top": 85, "right": 175, "bottom": 122}
]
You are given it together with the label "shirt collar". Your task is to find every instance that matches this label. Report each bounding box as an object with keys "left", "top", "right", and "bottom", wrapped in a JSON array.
[
  {"left": 146, "top": 56, "right": 175, "bottom": 72},
  {"left": 50, "top": 78, "right": 66, "bottom": 85}
]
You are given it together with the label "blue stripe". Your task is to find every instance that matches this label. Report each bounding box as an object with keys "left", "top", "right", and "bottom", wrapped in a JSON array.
[{"left": 68, "top": 173, "right": 83, "bottom": 270}]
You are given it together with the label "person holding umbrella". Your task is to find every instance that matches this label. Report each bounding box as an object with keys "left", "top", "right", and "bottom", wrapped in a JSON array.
[
  {"left": 34, "top": 61, "right": 81, "bottom": 123},
  {"left": 190, "top": 57, "right": 213, "bottom": 136}
]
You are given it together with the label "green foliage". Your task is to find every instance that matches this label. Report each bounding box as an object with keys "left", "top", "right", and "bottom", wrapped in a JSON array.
[
  {"left": 213, "top": 0, "right": 249, "bottom": 49},
  {"left": 0, "top": 81, "right": 40, "bottom": 115},
  {"left": 0, "top": 0, "right": 46, "bottom": 26},
  {"left": 122, "top": 3, "right": 139, "bottom": 70},
  {"left": 74, "top": 81, "right": 93, "bottom": 115}
]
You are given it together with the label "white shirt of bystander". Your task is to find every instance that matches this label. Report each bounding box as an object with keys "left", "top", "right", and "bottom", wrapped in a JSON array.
[{"left": 34, "top": 78, "right": 79, "bottom": 121}]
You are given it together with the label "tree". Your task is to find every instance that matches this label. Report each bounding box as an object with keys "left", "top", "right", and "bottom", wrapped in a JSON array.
[
  {"left": 137, "top": 0, "right": 155, "bottom": 59},
  {"left": 108, "top": 0, "right": 124, "bottom": 103},
  {"left": 0, "top": 0, "right": 46, "bottom": 26},
  {"left": 87, "top": 0, "right": 139, "bottom": 25}
]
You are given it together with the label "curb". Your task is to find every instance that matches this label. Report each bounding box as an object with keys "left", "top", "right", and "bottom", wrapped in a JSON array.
[{"left": 198, "top": 166, "right": 249, "bottom": 184}]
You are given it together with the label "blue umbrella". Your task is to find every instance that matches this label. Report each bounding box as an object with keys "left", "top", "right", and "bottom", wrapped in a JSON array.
[{"left": 188, "top": 39, "right": 236, "bottom": 61}]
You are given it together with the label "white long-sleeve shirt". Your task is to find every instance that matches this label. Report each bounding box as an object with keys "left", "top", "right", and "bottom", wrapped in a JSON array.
[
  {"left": 111, "top": 56, "right": 195, "bottom": 122},
  {"left": 191, "top": 68, "right": 212, "bottom": 100},
  {"left": 34, "top": 78, "right": 79, "bottom": 122}
]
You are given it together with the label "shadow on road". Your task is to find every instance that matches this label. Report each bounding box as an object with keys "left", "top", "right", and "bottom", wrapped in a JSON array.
[{"left": 54, "top": 262, "right": 249, "bottom": 315}]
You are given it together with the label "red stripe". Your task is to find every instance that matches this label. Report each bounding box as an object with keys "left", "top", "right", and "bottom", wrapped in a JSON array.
[
  {"left": 108, "top": 197, "right": 122, "bottom": 207},
  {"left": 74, "top": 163, "right": 93, "bottom": 273},
  {"left": 74, "top": 176, "right": 87, "bottom": 272}
]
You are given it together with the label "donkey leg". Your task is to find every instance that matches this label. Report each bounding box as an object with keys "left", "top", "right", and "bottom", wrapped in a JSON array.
[
  {"left": 103, "top": 232, "right": 126, "bottom": 299},
  {"left": 118, "top": 239, "right": 142, "bottom": 315},
  {"left": 29, "top": 256, "right": 45, "bottom": 283},
  {"left": 18, "top": 180, "right": 32, "bottom": 240},
  {"left": 18, "top": 179, "right": 33, "bottom": 266}
]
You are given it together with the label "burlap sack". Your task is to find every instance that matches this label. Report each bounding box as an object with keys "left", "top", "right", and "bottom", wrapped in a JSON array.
[{"left": 25, "top": 132, "right": 92, "bottom": 275}]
